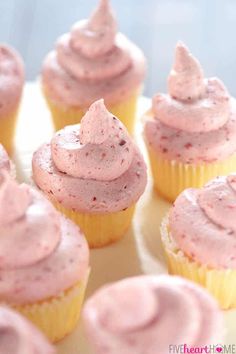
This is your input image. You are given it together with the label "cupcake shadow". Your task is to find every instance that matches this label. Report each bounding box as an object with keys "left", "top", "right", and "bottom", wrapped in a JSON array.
[
  {"left": 134, "top": 178, "right": 171, "bottom": 274},
  {"left": 86, "top": 224, "right": 143, "bottom": 297}
]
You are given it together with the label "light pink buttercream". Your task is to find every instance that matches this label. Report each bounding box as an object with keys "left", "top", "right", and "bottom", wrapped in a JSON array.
[
  {"left": 163, "top": 41, "right": 230, "bottom": 133},
  {"left": 70, "top": 0, "right": 117, "bottom": 59},
  {"left": 154, "top": 78, "right": 230, "bottom": 133},
  {"left": 169, "top": 175, "right": 236, "bottom": 269},
  {"left": 145, "top": 42, "right": 236, "bottom": 164},
  {"left": 42, "top": 0, "right": 146, "bottom": 107},
  {"left": 0, "top": 144, "right": 10, "bottom": 172},
  {"left": 51, "top": 100, "right": 134, "bottom": 180},
  {"left": 0, "top": 306, "right": 55, "bottom": 354},
  {"left": 83, "top": 275, "right": 223, "bottom": 354},
  {"left": 33, "top": 100, "right": 147, "bottom": 214},
  {"left": 0, "top": 44, "right": 24, "bottom": 117},
  {"left": 0, "top": 176, "right": 89, "bottom": 305},
  {"left": 168, "top": 41, "right": 205, "bottom": 101},
  {"left": 79, "top": 99, "right": 112, "bottom": 144},
  {"left": 0, "top": 173, "right": 61, "bottom": 270}
]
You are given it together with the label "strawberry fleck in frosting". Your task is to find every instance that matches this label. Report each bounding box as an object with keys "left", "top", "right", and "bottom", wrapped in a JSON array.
[
  {"left": 0, "top": 44, "right": 24, "bottom": 117},
  {"left": 83, "top": 275, "right": 223, "bottom": 354},
  {"left": 32, "top": 100, "right": 147, "bottom": 213},
  {"left": 0, "top": 173, "right": 89, "bottom": 305},
  {"left": 169, "top": 174, "right": 236, "bottom": 269},
  {"left": 0, "top": 306, "right": 55, "bottom": 354},
  {"left": 145, "top": 42, "right": 236, "bottom": 164},
  {"left": 42, "top": 0, "right": 146, "bottom": 108}
]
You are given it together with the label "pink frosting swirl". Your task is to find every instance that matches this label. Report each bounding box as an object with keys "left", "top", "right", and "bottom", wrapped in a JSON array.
[
  {"left": 70, "top": 0, "right": 117, "bottom": 58},
  {"left": 170, "top": 174, "right": 236, "bottom": 269},
  {"left": 51, "top": 100, "right": 134, "bottom": 180},
  {"left": 0, "top": 306, "right": 55, "bottom": 354},
  {"left": 0, "top": 44, "right": 24, "bottom": 116},
  {"left": 168, "top": 41, "right": 205, "bottom": 101},
  {"left": 145, "top": 42, "right": 236, "bottom": 164},
  {"left": 33, "top": 100, "right": 147, "bottom": 214},
  {"left": 83, "top": 275, "right": 223, "bottom": 354},
  {"left": 153, "top": 42, "right": 230, "bottom": 133},
  {"left": 0, "top": 173, "right": 60, "bottom": 270},
  {"left": 0, "top": 174, "right": 89, "bottom": 305},
  {"left": 42, "top": 0, "right": 146, "bottom": 107}
]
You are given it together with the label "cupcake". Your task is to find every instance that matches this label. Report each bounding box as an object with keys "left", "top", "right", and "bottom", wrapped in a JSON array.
[
  {"left": 41, "top": 0, "right": 146, "bottom": 132},
  {"left": 144, "top": 41, "right": 236, "bottom": 202},
  {"left": 83, "top": 275, "right": 223, "bottom": 354},
  {"left": 0, "top": 306, "right": 55, "bottom": 353},
  {"left": 32, "top": 99, "right": 147, "bottom": 248},
  {"left": 161, "top": 174, "right": 236, "bottom": 309},
  {"left": 0, "top": 44, "right": 24, "bottom": 154},
  {"left": 0, "top": 172, "right": 89, "bottom": 342}
]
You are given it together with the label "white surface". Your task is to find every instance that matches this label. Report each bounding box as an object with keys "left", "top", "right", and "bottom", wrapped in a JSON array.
[{"left": 13, "top": 83, "right": 236, "bottom": 353}]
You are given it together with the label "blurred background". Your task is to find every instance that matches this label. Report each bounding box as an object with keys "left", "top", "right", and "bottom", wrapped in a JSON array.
[{"left": 1, "top": 0, "right": 235, "bottom": 97}]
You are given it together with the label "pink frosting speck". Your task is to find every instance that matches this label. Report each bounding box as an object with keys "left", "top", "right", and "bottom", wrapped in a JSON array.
[
  {"left": 169, "top": 175, "right": 236, "bottom": 269},
  {"left": 83, "top": 275, "right": 223, "bottom": 354}
]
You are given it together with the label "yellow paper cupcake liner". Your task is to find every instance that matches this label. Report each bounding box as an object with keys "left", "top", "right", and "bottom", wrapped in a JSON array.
[
  {"left": 53, "top": 201, "right": 135, "bottom": 248},
  {"left": 0, "top": 109, "right": 19, "bottom": 155},
  {"left": 148, "top": 146, "right": 236, "bottom": 202},
  {"left": 161, "top": 216, "right": 236, "bottom": 309},
  {"left": 43, "top": 87, "right": 139, "bottom": 133},
  {"left": 12, "top": 271, "right": 89, "bottom": 343}
]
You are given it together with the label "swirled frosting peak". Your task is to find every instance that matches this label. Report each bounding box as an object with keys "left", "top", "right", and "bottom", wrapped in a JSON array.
[
  {"left": 51, "top": 99, "right": 134, "bottom": 181},
  {"left": 70, "top": 0, "right": 117, "bottom": 58},
  {"left": 152, "top": 41, "right": 231, "bottom": 133},
  {"left": 93, "top": 279, "right": 158, "bottom": 334},
  {"left": 80, "top": 99, "right": 111, "bottom": 144},
  {"left": 168, "top": 41, "right": 205, "bottom": 101},
  {"left": 0, "top": 173, "right": 61, "bottom": 270},
  {"left": 0, "top": 172, "right": 31, "bottom": 225},
  {"left": 56, "top": 0, "right": 131, "bottom": 82},
  {"left": 83, "top": 275, "right": 223, "bottom": 354},
  {"left": 0, "top": 306, "right": 55, "bottom": 354},
  {"left": 170, "top": 174, "right": 236, "bottom": 269}
]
